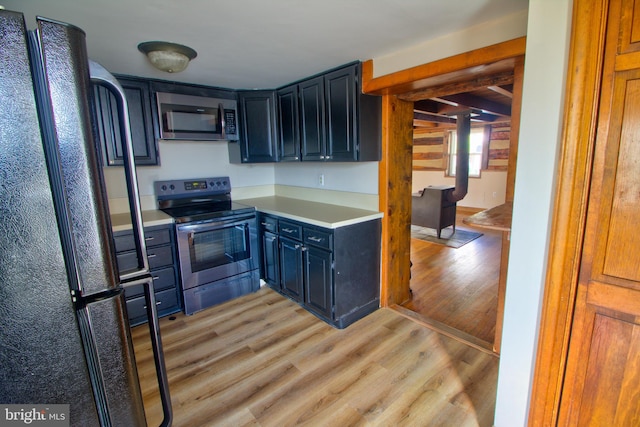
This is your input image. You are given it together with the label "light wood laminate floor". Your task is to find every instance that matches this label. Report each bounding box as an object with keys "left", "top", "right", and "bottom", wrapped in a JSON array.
[
  {"left": 404, "top": 215, "right": 501, "bottom": 347},
  {"left": 132, "top": 287, "right": 498, "bottom": 426}
]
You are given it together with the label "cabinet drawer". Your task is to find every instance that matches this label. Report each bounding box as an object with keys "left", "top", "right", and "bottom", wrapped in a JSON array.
[
  {"left": 147, "top": 245, "right": 173, "bottom": 269},
  {"left": 260, "top": 216, "right": 278, "bottom": 233},
  {"left": 114, "top": 227, "right": 172, "bottom": 253},
  {"left": 144, "top": 228, "right": 172, "bottom": 247},
  {"left": 126, "top": 288, "right": 179, "bottom": 322},
  {"left": 124, "top": 267, "right": 176, "bottom": 298},
  {"left": 303, "top": 228, "right": 332, "bottom": 249},
  {"left": 279, "top": 221, "right": 302, "bottom": 240},
  {"left": 116, "top": 244, "right": 173, "bottom": 272}
]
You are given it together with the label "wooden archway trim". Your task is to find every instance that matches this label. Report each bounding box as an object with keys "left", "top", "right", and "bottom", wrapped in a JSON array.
[
  {"left": 363, "top": 38, "right": 526, "bottom": 309},
  {"left": 362, "top": 37, "right": 526, "bottom": 96}
]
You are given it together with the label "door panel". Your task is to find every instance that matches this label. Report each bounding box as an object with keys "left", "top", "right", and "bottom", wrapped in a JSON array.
[
  {"left": 576, "top": 312, "right": 640, "bottom": 426},
  {"left": 602, "top": 76, "right": 640, "bottom": 282},
  {"left": 559, "top": 1, "right": 640, "bottom": 423}
]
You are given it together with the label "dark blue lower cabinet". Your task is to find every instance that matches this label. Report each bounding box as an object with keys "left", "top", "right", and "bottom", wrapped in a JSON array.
[
  {"left": 304, "top": 246, "right": 332, "bottom": 319},
  {"left": 279, "top": 236, "right": 304, "bottom": 302},
  {"left": 261, "top": 230, "right": 280, "bottom": 289},
  {"left": 114, "top": 224, "right": 182, "bottom": 326},
  {"left": 258, "top": 213, "right": 380, "bottom": 329}
]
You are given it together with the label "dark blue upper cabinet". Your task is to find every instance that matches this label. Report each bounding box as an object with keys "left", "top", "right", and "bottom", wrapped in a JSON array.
[
  {"left": 93, "top": 77, "right": 159, "bottom": 166},
  {"left": 237, "top": 90, "right": 279, "bottom": 163},
  {"left": 277, "top": 85, "right": 301, "bottom": 161},
  {"left": 235, "top": 62, "right": 381, "bottom": 164},
  {"left": 299, "top": 76, "right": 327, "bottom": 161},
  {"left": 325, "top": 66, "right": 357, "bottom": 161}
]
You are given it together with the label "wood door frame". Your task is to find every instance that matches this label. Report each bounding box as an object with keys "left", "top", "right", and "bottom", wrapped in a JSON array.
[
  {"left": 528, "top": 0, "right": 609, "bottom": 424},
  {"left": 362, "top": 38, "right": 526, "bottom": 320}
]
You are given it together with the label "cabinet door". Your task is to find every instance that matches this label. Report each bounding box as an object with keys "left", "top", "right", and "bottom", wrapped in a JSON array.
[
  {"left": 93, "top": 78, "right": 158, "bottom": 166},
  {"left": 262, "top": 230, "right": 280, "bottom": 289},
  {"left": 304, "top": 246, "right": 332, "bottom": 319},
  {"left": 279, "top": 237, "right": 304, "bottom": 302},
  {"left": 300, "top": 76, "right": 326, "bottom": 161},
  {"left": 238, "top": 90, "right": 278, "bottom": 162},
  {"left": 324, "top": 65, "right": 358, "bottom": 161},
  {"left": 277, "top": 85, "right": 300, "bottom": 161}
]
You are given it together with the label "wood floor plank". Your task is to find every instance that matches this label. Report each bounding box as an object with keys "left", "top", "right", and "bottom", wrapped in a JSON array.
[
  {"left": 406, "top": 219, "right": 501, "bottom": 345},
  {"left": 133, "top": 287, "right": 498, "bottom": 426}
]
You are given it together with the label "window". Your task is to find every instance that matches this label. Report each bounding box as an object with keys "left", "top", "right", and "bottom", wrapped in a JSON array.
[{"left": 447, "top": 127, "right": 487, "bottom": 178}]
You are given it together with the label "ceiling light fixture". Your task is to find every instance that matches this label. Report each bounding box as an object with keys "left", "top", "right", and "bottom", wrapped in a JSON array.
[{"left": 137, "top": 41, "right": 197, "bottom": 73}]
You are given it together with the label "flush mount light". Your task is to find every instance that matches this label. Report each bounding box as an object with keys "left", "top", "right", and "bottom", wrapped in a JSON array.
[{"left": 137, "top": 41, "right": 197, "bottom": 73}]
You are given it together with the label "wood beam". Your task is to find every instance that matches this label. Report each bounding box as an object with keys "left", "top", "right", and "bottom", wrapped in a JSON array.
[
  {"left": 413, "top": 111, "right": 456, "bottom": 124},
  {"left": 398, "top": 72, "right": 515, "bottom": 102},
  {"left": 488, "top": 85, "right": 514, "bottom": 98},
  {"left": 378, "top": 95, "right": 413, "bottom": 307},
  {"left": 439, "top": 93, "right": 512, "bottom": 116},
  {"left": 505, "top": 58, "right": 524, "bottom": 203},
  {"left": 362, "top": 37, "right": 526, "bottom": 96}
]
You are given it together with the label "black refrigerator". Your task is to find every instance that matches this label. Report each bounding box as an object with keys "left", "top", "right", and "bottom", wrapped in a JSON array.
[{"left": 0, "top": 10, "right": 171, "bottom": 426}]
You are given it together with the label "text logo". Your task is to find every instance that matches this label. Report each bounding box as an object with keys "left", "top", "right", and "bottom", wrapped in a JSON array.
[{"left": 0, "top": 405, "right": 69, "bottom": 427}]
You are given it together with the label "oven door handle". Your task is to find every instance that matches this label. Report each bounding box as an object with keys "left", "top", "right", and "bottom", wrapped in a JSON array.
[{"left": 177, "top": 214, "right": 255, "bottom": 234}]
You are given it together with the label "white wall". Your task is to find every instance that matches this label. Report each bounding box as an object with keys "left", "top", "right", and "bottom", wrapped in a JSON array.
[
  {"left": 494, "top": 1, "right": 572, "bottom": 425},
  {"left": 103, "top": 140, "right": 275, "bottom": 212},
  {"left": 274, "top": 161, "right": 379, "bottom": 194},
  {"left": 412, "top": 170, "right": 507, "bottom": 209},
  {"left": 373, "top": 10, "right": 528, "bottom": 78}
]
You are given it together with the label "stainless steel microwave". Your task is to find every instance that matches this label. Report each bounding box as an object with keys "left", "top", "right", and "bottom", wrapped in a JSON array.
[{"left": 156, "top": 92, "right": 239, "bottom": 141}]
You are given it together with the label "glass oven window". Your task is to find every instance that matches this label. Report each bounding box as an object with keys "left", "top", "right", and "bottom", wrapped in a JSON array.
[{"left": 189, "top": 224, "right": 249, "bottom": 272}]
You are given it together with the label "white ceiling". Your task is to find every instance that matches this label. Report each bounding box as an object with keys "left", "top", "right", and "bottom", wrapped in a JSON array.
[{"left": 3, "top": 0, "right": 528, "bottom": 90}]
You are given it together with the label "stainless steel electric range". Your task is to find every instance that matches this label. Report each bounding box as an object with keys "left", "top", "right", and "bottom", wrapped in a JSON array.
[{"left": 154, "top": 177, "right": 260, "bottom": 315}]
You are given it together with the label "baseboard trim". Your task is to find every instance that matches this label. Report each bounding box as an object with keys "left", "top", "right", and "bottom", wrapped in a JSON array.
[{"left": 390, "top": 304, "right": 498, "bottom": 357}]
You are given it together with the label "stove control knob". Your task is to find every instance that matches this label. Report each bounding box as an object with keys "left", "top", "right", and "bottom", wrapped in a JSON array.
[
  {"left": 209, "top": 181, "right": 215, "bottom": 188},
  {"left": 161, "top": 185, "right": 167, "bottom": 191},
  {"left": 169, "top": 184, "right": 175, "bottom": 190}
]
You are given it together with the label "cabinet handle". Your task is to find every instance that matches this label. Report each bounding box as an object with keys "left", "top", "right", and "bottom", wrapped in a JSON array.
[
  {"left": 308, "top": 236, "right": 323, "bottom": 242},
  {"left": 152, "top": 276, "right": 160, "bottom": 280},
  {"left": 282, "top": 228, "right": 295, "bottom": 233},
  {"left": 143, "top": 301, "right": 162, "bottom": 309},
  {"left": 145, "top": 236, "right": 155, "bottom": 241},
  {"left": 148, "top": 254, "right": 157, "bottom": 258},
  {"left": 261, "top": 222, "right": 269, "bottom": 226}
]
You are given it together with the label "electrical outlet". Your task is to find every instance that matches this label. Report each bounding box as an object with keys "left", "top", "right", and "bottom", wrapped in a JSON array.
[{"left": 318, "top": 174, "right": 325, "bottom": 186}]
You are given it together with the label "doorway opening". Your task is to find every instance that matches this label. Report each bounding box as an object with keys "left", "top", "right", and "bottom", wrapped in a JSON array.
[{"left": 362, "top": 38, "right": 525, "bottom": 354}]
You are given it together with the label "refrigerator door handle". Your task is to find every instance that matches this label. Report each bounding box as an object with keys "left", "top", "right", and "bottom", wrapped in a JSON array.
[
  {"left": 125, "top": 277, "right": 173, "bottom": 427},
  {"left": 89, "top": 60, "right": 150, "bottom": 280}
]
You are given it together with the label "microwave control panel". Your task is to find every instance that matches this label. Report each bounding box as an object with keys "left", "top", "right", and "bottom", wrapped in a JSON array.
[{"left": 224, "top": 110, "right": 237, "bottom": 136}]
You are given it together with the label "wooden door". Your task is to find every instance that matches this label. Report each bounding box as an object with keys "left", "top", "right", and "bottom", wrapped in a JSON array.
[{"left": 557, "top": 0, "right": 640, "bottom": 424}]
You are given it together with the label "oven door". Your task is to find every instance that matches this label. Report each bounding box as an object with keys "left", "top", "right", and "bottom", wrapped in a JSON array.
[{"left": 176, "top": 213, "right": 258, "bottom": 290}]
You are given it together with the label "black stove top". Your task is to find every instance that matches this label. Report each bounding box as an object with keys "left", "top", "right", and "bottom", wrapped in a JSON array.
[
  {"left": 161, "top": 201, "right": 255, "bottom": 224},
  {"left": 154, "top": 177, "right": 255, "bottom": 224}
]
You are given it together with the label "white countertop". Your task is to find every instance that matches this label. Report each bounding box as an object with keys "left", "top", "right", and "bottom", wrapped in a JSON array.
[
  {"left": 110, "top": 197, "right": 382, "bottom": 231},
  {"left": 110, "top": 210, "right": 174, "bottom": 233},
  {"left": 237, "top": 196, "right": 383, "bottom": 228}
]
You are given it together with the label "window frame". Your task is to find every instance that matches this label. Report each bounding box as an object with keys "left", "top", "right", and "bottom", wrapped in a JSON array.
[{"left": 445, "top": 125, "right": 490, "bottom": 178}]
